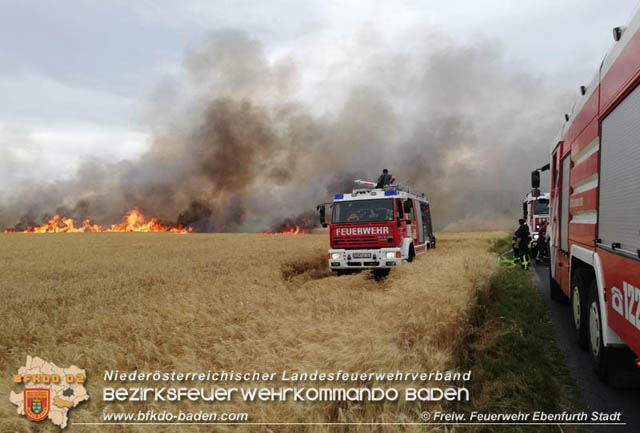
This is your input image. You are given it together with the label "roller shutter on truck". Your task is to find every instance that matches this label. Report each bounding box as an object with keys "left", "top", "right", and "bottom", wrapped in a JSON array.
[{"left": 599, "top": 83, "right": 640, "bottom": 254}]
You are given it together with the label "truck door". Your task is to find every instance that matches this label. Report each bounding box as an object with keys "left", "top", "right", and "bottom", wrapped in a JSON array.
[
  {"left": 549, "top": 149, "right": 559, "bottom": 277},
  {"left": 424, "top": 203, "right": 434, "bottom": 242},
  {"left": 395, "top": 198, "right": 404, "bottom": 234},
  {"left": 420, "top": 202, "right": 429, "bottom": 245},
  {"left": 403, "top": 199, "right": 418, "bottom": 244},
  {"left": 557, "top": 152, "right": 571, "bottom": 289},
  {"left": 415, "top": 201, "right": 424, "bottom": 245}
]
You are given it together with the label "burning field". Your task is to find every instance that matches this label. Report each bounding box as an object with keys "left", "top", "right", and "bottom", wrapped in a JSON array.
[
  {"left": 0, "top": 230, "right": 503, "bottom": 432},
  {"left": 3, "top": 209, "right": 313, "bottom": 234},
  {"left": 3, "top": 208, "right": 193, "bottom": 233}
]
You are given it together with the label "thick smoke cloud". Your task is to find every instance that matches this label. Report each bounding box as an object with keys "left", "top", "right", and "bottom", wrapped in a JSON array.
[{"left": 0, "top": 29, "right": 568, "bottom": 232}]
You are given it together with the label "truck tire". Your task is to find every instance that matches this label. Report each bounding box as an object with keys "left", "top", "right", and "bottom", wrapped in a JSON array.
[
  {"left": 549, "top": 265, "right": 567, "bottom": 303},
  {"left": 587, "top": 279, "right": 612, "bottom": 381},
  {"left": 407, "top": 244, "right": 415, "bottom": 263},
  {"left": 571, "top": 268, "right": 590, "bottom": 350}
]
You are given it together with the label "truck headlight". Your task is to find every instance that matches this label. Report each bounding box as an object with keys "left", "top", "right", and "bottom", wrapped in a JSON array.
[
  {"left": 331, "top": 253, "right": 341, "bottom": 260},
  {"left": 385, "top": 252, "right": 396, "bottom": 259}
]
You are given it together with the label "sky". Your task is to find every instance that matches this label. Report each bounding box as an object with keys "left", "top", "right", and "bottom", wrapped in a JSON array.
[{"left": 0, "top": 0, "right": 638, "bottom": 224}]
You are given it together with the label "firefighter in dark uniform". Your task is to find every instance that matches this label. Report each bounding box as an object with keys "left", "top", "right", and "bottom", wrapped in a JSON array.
[
  {"left": 514, "top": 218, "right": 531, "bottom": 270},
  {"left": 376, "top": 169, "right": 393, "bottom": 188},
  {"left": 535, "top": 221, "right": 548, "bottom": 263},
  {"left": 512, "top": 232, "right": 521, "bottom": 262}
]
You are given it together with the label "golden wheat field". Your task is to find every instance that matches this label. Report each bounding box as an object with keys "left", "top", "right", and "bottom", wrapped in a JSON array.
[{"left": 1, "top": 231, "right": 505, "bottom": 433}]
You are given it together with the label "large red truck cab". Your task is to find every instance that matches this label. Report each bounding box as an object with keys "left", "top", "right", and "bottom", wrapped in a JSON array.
[
  {"left": 543, "top": 9, "right": 640, "bottom": 383},
  {"left": 319, "top": 181, "right": 435, "bottom": 276}
]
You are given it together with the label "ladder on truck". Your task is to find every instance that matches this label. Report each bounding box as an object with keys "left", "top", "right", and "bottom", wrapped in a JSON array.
[{"left": 353, "top": 179, "right": 425, "bottom": 198}]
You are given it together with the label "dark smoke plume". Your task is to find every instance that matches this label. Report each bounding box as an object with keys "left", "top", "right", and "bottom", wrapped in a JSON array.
[{"left": 0, "top": 30, "right": 568, "bottom": 232}]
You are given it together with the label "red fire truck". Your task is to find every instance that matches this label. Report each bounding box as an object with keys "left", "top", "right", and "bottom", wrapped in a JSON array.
[
  {"left": 538, "top": 9, "right": 640, "bottom": 382},
  {"left": 318, "top": 180, "right": 435, "bottom": 277},
  {"left": 523, "top": 191, "right": 550, "bottom": 258},
  {"left": 523, "top": 192, "right": 550, "bottom": 234}
]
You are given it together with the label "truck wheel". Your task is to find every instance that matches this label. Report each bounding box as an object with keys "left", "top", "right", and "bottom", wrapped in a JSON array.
[
  {"left": 549, "top": 264, "right": 567, "bottom": 303},
  {"left": 407, "top": 244, "right": 415, "bottom": 263},
  {"left": 571, "top": 269, "right": 590, "bottom": 350},
  {"left": 587, "top": 280, "right": 611, "bottom": 381}
]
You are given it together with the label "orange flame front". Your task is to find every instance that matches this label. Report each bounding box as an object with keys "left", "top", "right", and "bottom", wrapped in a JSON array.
[
  {"left": 4, "top": 209, "right": 193, "bottom": 233},
  {"left": 262, "top": 222, "right": 307, "bottom": 235}
]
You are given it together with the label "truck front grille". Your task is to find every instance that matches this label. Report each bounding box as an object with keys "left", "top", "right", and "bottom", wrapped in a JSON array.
[{"left": 334, "top": 236, "right": 379, "bottom": 247}]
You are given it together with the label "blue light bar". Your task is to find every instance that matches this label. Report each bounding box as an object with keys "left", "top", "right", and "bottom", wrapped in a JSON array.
[
  {"left": 334, "top": 193, "right": 344, "bottom": 199},
  {"left": 384, "top": 190, "right": 397, "bottom": 196}
]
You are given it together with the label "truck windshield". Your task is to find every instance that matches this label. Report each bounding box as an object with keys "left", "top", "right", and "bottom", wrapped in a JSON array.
[
  {"left": 535, "top": 198, "right": 549, "bottom": 215},
  {"left": 332, "top": 199, "right": 394, "bottom": 224}
]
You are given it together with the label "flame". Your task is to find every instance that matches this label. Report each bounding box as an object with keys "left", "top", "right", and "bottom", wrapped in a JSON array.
[
  {"left": 105, "top": 209, "right": 192, "bottom": 233},
  {"left": 262, "top": 222, "right": 307, "bottom": 235},
  {"left": 4, "top": 209, "right": 193, "bottom": 233}
]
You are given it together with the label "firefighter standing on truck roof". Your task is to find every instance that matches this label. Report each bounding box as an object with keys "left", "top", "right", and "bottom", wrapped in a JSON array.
[
  {"left": 376, "top": 169, "right": 393, "bottom": 188},
  {"left": 514, "top": 218, "right": 531, "bottom": 270}
]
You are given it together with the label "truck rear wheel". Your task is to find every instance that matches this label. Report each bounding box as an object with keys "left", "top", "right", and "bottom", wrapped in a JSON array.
[
  {"left": 587, "top": 280, "right": 611, "bottom": 380},
  {"left": 571, "top": 269, "right": 590, "bottom": 350}
]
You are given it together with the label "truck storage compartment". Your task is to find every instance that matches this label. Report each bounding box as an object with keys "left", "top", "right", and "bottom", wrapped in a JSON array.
[{"left": 599, "top": 83, "right": 640, "bottom": 254}]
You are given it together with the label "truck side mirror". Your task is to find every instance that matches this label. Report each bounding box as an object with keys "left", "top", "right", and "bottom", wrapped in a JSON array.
[
  {"left": 316, "top": 203, "right": 331, "bottom": 228},
  {"left": 531, "top": 170, "right": 540, "bottom": 189},
  {"left": 522, "top": 202, "right": 528, "bottom": 219},
  {"left": 403, "top": 201, "right": 411, "bottom": 214}
]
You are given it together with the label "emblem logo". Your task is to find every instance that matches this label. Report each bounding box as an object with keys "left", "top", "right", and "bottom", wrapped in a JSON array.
[{"left": 24, "top": 388, "right": 50, "bottom": 422}]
